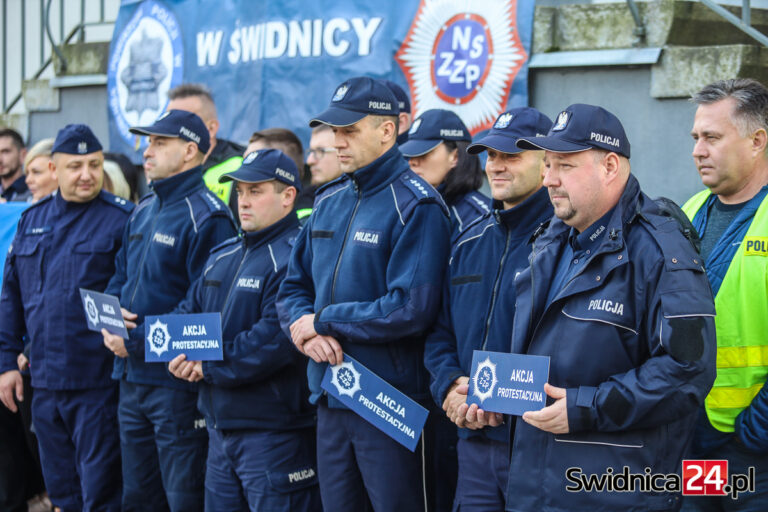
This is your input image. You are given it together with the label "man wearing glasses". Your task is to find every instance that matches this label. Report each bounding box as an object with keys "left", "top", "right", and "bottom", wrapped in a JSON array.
[{"left": 306, "top": 125, "right": 341, "bottom": 188}]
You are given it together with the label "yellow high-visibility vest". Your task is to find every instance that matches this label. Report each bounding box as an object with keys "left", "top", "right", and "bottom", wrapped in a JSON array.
[{"left": 683, "top": 190, "right": 768, "bottom": 432}]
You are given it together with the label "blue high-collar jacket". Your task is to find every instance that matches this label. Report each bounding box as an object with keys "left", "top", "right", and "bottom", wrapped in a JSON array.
[
  {"left": 277, "top": 145, "right": 451, "bottom": 407},
  {"left": 0, "top": 191, "right": 132, "bottom": 389},
  {"left": 174, "top": 213, "right": 314, "bottom": 430},
  {"left": 507, "top": 175, "right": 716, "bottom": 512},
  {"left": 424, "top": 186, "right": 552, "bottom": 442},
  {"left": 106, "top": 166, "right": 236, "bottom": 390}
]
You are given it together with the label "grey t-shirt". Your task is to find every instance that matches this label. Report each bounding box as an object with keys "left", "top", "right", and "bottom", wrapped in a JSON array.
[{"left": 699, "top": 198, "right": 747, "bottom": 261}]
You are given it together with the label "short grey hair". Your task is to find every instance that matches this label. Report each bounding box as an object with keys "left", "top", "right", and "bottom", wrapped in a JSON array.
[{"left": 691, "top": 78, "right": 768, "bottom": 137}]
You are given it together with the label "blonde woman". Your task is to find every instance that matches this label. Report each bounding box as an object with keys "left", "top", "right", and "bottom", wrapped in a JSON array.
[{"left": 23, "top": 138, "right": 56, "bottom": 202}]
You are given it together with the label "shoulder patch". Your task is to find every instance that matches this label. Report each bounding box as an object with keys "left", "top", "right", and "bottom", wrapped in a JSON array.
[{"left": 398, "top": 170, "right": 449, "bottom": 217}]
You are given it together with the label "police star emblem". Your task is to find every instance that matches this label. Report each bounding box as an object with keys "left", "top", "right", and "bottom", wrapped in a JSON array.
[
  {"left": 472, "top": 356, "right": 498, "bottom": 403},
  {"left": 396, "top": 1, "right": 525, "bottom": 135},
  {"left": 84, "top": 294, "right": 99, "bottom": 326},
  {"left": 148, "top": 318, "right": 171, "bottom": 357},
  {"left": 330, "top": 360, "right": 361, "bottom": 398}
]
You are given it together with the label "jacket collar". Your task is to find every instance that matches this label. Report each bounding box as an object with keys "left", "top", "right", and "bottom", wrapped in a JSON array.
[
  {"left": 347, "top": 145, "right": 405, "bottom": 195},
  {"left": 495, "top": 186, "right": 552, "bottom": 233},
  {"left": 151, "top": 166, "right": 204, "bottom": 203},
  {"left": 242, "top": 211, "right": 299, "bottom": 250},
  {"left": 52, "top": 189, "right": 95, "bottom": 214}
]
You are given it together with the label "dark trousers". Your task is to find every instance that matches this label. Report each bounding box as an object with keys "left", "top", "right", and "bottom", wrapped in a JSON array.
[
  {"left": 316, "top": 402, "right": 426, "bottom": 512},
  {"left": 205, "top": 426, "right": 321, "bottom": 511},
  {"left": 454, "top": 436, "right": 509, "bottom": 511},
  {"left": 32, "top": 386, "right": 121, "bottom": 512},
  {"left": 118, "top": 380, "right": 207, "bottom": 512},
  {"left": 422, "top": 401, "right": 458, "bottom": 511}
]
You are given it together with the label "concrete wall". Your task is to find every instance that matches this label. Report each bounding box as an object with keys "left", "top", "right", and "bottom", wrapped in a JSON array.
[
  {"left": 530, "top": 66, "right": 704, "bottom": 205},
  {"left": 28, "top": 86, "right": 109, "bottom": 147}
]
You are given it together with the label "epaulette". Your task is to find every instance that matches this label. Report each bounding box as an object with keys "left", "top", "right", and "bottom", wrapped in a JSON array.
[
  {"left": 187, "top": 188, "right": 235, "bottom": 226},
  {"left": 98, "top": 190, "right": 134, "bottom": 214},
  {"left": 398, "top": 170, "right": 449, "bottom": 217},
  {"left": 464, "top": 191, "right": 491, "bottom": 216},
  {"left": 19, "top": 193, "right": 53, "bottom": 216}
]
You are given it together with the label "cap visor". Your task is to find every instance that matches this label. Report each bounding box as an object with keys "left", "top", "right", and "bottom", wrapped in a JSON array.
[
  {"left": 128, "top": 125, "right": 177, "bottom": 137},
  {"left": 309, "top": 107, "right": 367, "bottom": 128},
  {"left": 467, "top": 134, "right": 524, "bottom": 155},
  {"left": 399, "top": 139, "right": 441, "bottom": 158},
  {"left": 219, "top": 169, "right": 273, "bottom": 184},
  {"left": 516, "top": 136, "right": 591, "bottom": 153}
]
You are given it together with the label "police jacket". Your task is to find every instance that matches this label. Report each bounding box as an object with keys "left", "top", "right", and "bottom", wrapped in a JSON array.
[
  {"left": 277, "top": 145, "right": 452, "bottom": 407},
  {"left": 443, "top": 188, "right": 491, "bottom": 238},
  {"left": 424, "top": 187, "right": 552, "bottom": 443},
  {"left": 506, "top": 175, "right": 716, "bottom": 512},
  {"left": 106, "top": 167, "right": 236, "bottom": 390},
  {"left": 0, "top": 191, "right": 132, "bottom": 389},
  {"left": 174, "top": 213, "right": 315, "bottom": 430}
]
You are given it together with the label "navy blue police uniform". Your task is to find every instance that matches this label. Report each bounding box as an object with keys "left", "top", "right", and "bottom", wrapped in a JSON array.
[
  {"left": 0, "top": 124, "right": 130, "bottom": 511},
  {"left": 171, "top": 149, "right": 320, "bottom": 511},
  {"left": 505, "top": 105, "right": 717, "bottom": 512},
  {"left": 277, "top": 77, "right": 452, "bottom": 512},
  {"left": 105, "top": 111, "right": 236, "bottom": 512},
  {"left": 424, "top": 107, "right": 553, "bottom": 511}
]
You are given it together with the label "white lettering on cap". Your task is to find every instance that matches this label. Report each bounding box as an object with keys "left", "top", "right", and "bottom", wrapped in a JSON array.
[
  {"left": 589, "top": 132, "right": 620, "bottom": 147},
  {"left": 368, "top": 100, "right": 392, "bottom": 110},
  {"left": 439, "top": 129, "right": 464, "bottom": 137},
  {"left": 275, "top": 167, "right": 295, "bottom": 182},
  {"left": 179, "top": 126, "right": 201, "bottom": 144}
]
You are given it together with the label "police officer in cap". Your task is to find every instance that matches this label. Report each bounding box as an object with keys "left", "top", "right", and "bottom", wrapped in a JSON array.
[
  {"left": 167, "top": 148, "right": 320, "bottom": 511},
  {"left": 278, "top": 76, "right": 451, "bottom": 512},
  {"left": 102, "top": 110, "right": 236, "bottom": 512},
  {"left": 0, "top": 124, "right": 131, "bottom": 511},
  {"left": 468, "top": 104, "right": 717, "bottom": 512},
  {"left": 400, "top": 109, "right": 490, "bottom": 238},
  {"left": 424, "top": 107, "right": 553, "bottom": 511}
]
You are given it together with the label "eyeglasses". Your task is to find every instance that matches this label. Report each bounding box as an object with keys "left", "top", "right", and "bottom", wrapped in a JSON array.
[{"left": 306, "top": 147, "right": 337, "bottom": 160}]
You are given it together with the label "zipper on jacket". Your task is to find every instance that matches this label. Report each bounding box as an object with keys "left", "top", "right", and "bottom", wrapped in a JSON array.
[
  {"left": 330, "top": 176, "right": 362, "bottom": 304},
  {"left": 481, "top": 221, "right": 512, "bottom": 350},
  {"left": 128, "top": 214, "right": 160, "bottom": 309}
]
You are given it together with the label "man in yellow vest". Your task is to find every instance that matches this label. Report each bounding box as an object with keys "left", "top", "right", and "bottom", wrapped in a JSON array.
[
  {"left": 167, "top": 84, "right": 244, "bottom": 215},
  {"left": 682, "top": 78, "right": 768, "bottom": 511}
]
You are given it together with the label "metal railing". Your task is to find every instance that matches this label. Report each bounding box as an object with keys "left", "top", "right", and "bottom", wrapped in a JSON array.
[
  {"left": 700, "top": 0, "right": 768, "bottom": 47},
  {"left": 1, "top": 0, "right": 117, "bottom": 114}
]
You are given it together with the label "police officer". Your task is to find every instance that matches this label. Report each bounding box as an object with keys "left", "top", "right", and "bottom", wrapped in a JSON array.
[
  {"left": 682, "top": 78, "right": 768, "bottom": 511},
  {"left": 167, "top": 83, "right": 245, "bottom": 213},
  {"left": 383, "top": 80, "right": 413, "bottom": 144},
  {"left": 0, "top": 124, "right": 131, "bottom": 511},
  {"left": 102, "top": 110, "right": 236, "bottom": 512},
  {"left": 167, "top": 149, "right": 320, "bottom": 511},
  {"left": 400, "top": 109, "right": 490, "bottom": 238},
  {"left": 465, "top": 104, "right": 717, "bottom": 511},
  {"left": 277, "top": 76, "right": 451, "bottom": 512},
  {"left": 424, "top": 108, "right": 553, "bottom": 511}
]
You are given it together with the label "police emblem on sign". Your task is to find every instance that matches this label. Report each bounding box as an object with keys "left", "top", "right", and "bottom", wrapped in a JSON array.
[
  {"left": 84, "top": 294, "right": 99, "bottom": 326},
  {"left": 396, "top": 1, "right": 526, "bottom": 134},
  {"left": 331, "top": 360, "right": 362, "bottom": 398},
  {"left": 332, "top": 84, "right": 349, "bottom": 102},
  {"left": 553, "top": 111, "right": 570, "bottom": 132},
  {"left": 494, "top": 113, "right": 513, "bottom": 129},
  {"left": 472, "top": 356, "right": 498, "bottom": 403},
  {"left": 147, "top": 318, "right": 171, "bottom": 357},
  {"left": 107, "top": 0, "right": 183, "bottom": 150}
]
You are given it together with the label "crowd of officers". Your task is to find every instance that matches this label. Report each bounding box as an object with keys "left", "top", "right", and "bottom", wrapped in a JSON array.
[{"left": 0, "top": 75, "right": 766, "bottom": 512}]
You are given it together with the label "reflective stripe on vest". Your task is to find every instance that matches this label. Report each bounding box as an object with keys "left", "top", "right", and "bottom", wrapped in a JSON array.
[
  {"left": 203, "top": 156, "right": 243, "bottom": 204},
  {"left": 682, "top": 190, "right": 768, "bottom": 432},
  {"left": 296, "top": 208, "right": 313, "bottom": 220}
]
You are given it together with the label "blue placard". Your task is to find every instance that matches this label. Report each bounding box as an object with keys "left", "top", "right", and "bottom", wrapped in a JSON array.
[
  {"left": 321, "top": 355, "right": 428, "bottom": 452},
  {"left": 144, "top": 312, "right": 223, "bottom": 362},
  {"left": 79, "top": 288, "right": 129, "bottom": 339},
  {"left": 466, "top": 350, "right": 550, "bottom": 416}
]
